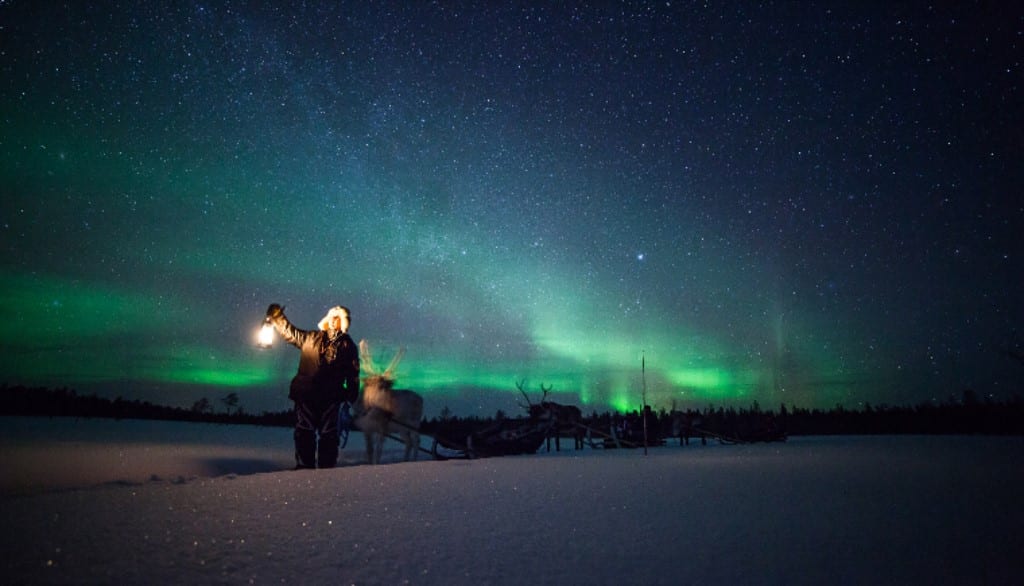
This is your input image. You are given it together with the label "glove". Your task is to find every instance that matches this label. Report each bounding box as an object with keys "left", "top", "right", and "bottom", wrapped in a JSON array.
[{"left": 266, "top": 303, "right": 284, "bottom": 319}]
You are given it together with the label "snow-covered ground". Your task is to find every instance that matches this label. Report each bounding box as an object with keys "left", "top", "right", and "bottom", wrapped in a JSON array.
[{"left": 1, "top": 416, "right": 1022, "bottom": 585}]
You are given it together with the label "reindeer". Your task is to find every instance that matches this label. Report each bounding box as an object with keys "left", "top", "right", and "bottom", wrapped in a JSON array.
[
  {"left": 355, "top": 340, "right": 424, "bottom": 464},
  {"left": 517, "top": 380, "right": 585, "bottom": 451},
  {"left": 669, "top": 400, "right": 707, "bottom": 446}
]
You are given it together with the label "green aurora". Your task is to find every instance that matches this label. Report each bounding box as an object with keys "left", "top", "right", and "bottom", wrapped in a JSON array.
[
  {"left": 2, "top": 2, "right": 1019, "bottom": 417},
  {"left": 0, "top": 261, "right": 862, "bottom": 417}
]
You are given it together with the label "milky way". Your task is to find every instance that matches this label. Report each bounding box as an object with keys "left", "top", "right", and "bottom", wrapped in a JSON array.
[{"left": 2, "top": 2, "right": 1021, "bottom": 417}]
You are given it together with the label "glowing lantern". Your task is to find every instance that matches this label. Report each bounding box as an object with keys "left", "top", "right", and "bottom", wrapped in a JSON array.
[{"left": 257, "top": 319, "right": 275, "bottom": 348}]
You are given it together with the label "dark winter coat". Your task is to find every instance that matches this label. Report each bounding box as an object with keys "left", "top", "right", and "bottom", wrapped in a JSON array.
[{"left": 270, "top": 315, "right": 360, "bottom": 403}]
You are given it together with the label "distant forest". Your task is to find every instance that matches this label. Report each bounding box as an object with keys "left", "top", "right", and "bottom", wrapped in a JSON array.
[{"left": 2, "top": 384, "right": 1021, "bottom": 438}]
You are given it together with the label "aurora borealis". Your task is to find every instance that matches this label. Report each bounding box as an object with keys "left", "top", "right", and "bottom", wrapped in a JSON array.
[{"left": 2, "top": 2, "right": 1021, "bottom": 418}]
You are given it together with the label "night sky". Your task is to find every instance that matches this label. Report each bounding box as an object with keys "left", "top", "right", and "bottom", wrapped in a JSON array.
[{"left": 2, "top": 2, "right": 1021, "bottom": 418}]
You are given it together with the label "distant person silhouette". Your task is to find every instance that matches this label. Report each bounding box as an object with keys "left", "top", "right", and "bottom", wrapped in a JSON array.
[{"left": 264, "top": 304, "right": 360, "bottom": 469}]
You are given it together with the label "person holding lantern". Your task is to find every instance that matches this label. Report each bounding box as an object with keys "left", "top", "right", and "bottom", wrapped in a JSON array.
[{"left": 264, "top": 303, "right": 360, "bottom": 469}]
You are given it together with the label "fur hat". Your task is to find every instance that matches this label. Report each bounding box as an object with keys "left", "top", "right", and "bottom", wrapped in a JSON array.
[{"left": 318, "top": 306, "right": 351, "bottom": 331}]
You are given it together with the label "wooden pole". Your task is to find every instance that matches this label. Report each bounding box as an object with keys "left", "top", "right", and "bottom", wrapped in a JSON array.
[{"left": 642, "top": 351, "right": 649, "bottom": 456}]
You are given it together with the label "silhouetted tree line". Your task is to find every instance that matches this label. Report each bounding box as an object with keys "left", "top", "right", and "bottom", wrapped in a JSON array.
[
  {"left": 776, "top": 391, "right": 1024, "bottom": 436},
  {"left": 0, "top": 385, "right": 294, "bottom": 428},
  {"left": 2, "top": 385, "right": 1022, "bottom": 437},
  {"left": 424, "top": 391, "right": 1024, "bottom": 439}
]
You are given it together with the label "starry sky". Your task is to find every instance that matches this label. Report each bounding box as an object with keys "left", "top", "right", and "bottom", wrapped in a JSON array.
[{"left": 2, "top": 2, "right": 1021, "bottom": 419}]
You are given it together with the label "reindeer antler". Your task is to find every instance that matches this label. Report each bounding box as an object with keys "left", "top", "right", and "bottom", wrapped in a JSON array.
[
  {"left": 360, "top": 340, "right": 406, "bottom": 380},
  {"left": 384, "top": 346, "right": 406, "bottom": 379},
  {"left": 359, "top": 339, "right": 379, "bottom": 376},
  {"left": 540, "top": 383, "right": 552, "bottom": 402},
  {"left": 515, "top": 379, "right": 534, "bottom": 408}
]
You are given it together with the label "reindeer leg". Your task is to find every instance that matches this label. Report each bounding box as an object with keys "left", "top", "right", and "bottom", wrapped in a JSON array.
[
  {"left": 401, "top": 431, "right": 412, "bottom": 461},
  {"left": 402, "top": 431, "right": 412, "bottom": 461},
  {"left": 375, "top": 425, "right": 387, "bottom": 464},
  {"left": 411, "top": 430, "right": 421, "bottom": 461},
  {"left": 364, "top": 431, "right": 374, "bottom": 463}
]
